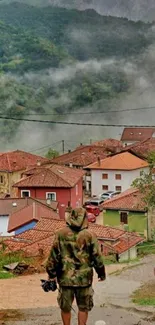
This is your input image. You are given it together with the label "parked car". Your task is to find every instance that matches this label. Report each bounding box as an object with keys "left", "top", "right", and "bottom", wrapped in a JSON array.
[
  {"left": 84, "top": 198, "right": 104, "bottom": 211},
  {"left": 85, "top": 205, "right": 100, "bottom": 216},
  {"left": 87, "top": 212, "right": 96, "bottom": 223},
  {"left": 99, "top": 191, "right": 121, "bottom": 201}
]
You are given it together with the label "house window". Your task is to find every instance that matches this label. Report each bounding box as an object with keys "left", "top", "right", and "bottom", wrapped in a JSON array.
[
  {"left": 21, "top": 190, "right": 30, "bottom": 198},
  {"left": 46, "top": 192, "right": 56, "bottom": 201},
  {"left": 0, "top": 175, "right": 4, "bottom": 184},
  {"left": 102, "top": 185, "right": 108, "bottom": 191},
  {"left": 76, "top": 184, "right": 78, "bottom": 195},
  {"left": 115, "top": 186, "right": 122, "bottom": 191},
  {"left": 120, "top": 212, "right": 128, "bottom": 224},
  {"left": 102, "top": 173, "right": 108, "bottom": 179},
  {"left": 115, "top": 174, "right": 121, "bottom": 180}
]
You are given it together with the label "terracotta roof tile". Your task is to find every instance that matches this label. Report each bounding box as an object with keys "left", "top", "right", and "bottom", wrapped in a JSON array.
[
  {"left": 86, "top": 152, "right": 148, "bottom": 170},
  {"left": 113, "top": 233, "right": 143, "bottom": 254},
  {"left": 123, "top": 138, "right": 155, "bottom": 159},
  {"left": 13, "top": 165, "right": 85, "bottom": 188},
  {"left": 34, "top": 217, "right": 124, "bottom": 240},
  {"left": 8, "top": 202, "right": 59, "bottom": 232},
  {"left": 51, "top": 146, "right": 110, "bottom": 167},
  {"left": 0, "top": 150, "right": 48, "bottom": 172},
  {"left": 5, "top": 217, "right": 143, "bottom": 256},
  {"left": 0, "top": 197, "right": 56, "bottom": 216},
  {"left": 121, "top": 128, "right": 155, "bottom": 142},
  {"left": 103, "top": 188, "right": 146, "bottom": 211}
]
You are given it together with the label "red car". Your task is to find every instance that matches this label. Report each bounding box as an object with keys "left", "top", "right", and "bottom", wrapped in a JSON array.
[
  {"left": 87, "top": 212, "right": 96, "bottom": 223},
  {"left": 85, "top": 205, "right": 100, "bottom": 216}
]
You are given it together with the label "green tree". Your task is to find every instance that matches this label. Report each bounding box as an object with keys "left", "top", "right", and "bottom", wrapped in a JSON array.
[
  {"left": 45, "top": 148, "right": 59, "bottom": 159},
  {"left": 132, "top": 152, "right": 155, "bottom": 240}
]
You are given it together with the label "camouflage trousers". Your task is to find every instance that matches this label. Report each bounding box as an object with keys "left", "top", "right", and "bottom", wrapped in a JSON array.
[{"left": 57, "top": 286, "right": 94, "bottom": 312}]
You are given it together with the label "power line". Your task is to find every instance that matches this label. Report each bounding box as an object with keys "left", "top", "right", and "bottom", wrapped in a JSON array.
[
  {"left": 6, "top": 105, "right": 155, "bottom": 116},
  {"left": 29, "top": 140, "right": 62, "bottom": 153},
  {"left": 0, "top": 115, "right": 154, "bottom": 127}
]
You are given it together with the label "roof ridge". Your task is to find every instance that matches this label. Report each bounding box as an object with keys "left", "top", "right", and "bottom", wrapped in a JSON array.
[{"left": 50, "top": 165, "right": 74, "bottom": 187}]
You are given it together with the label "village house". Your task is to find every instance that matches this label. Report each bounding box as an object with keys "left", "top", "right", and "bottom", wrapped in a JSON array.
[
  {"left": 0, "top": 197, "right": 58, "bottom": 236},
  {"left": 51, "top": 139, "right": 122, "bottom": 194},
  {"left": 102, "top": 188, "right": 147, "bottom": 235},
  {"left": 13, "top": 165, "right": 85, "bottom": 219},
  {"left": 122, "top": 138, "right": 155, "bottom": 159},
  {"left": 5, "top": 216, "right": 143, "bottom": 262},
  {"left": 0, "top": 150, "right": 48, "bottom": 197},
  {"left": 8, "top": 200, "right": 59, "bottom": 235},
  {"left": 121, "top": 127, "right": 155, "bottom": 146},
  {"left": 86, "top": 151, "right": 149, "bottom": 197}
]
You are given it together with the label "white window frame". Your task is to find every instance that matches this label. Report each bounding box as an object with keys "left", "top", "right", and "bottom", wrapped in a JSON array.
[
  {"left": 21, "top": 190, "right": 31, "bottom": 198},
  {"left": 76, "top": 184, "right": 78, "bottom": 196},
  {"left": 46, "top": 192, "right": 56, "bottom": 201}
]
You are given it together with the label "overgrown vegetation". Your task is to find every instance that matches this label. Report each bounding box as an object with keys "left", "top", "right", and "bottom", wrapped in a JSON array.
[
  {"left": 132, "top": 281, "right": 155, "bottom": 306},
  {"left": 0, "top": 3, "right": 154, "bottom": 141},
  {"left": 0, "top": 250, "right": 33, "bottom": 279}
]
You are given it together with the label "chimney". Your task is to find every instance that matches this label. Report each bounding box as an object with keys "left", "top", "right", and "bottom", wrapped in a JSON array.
[
  {"left": 33, "top": 202, "right": 35, "bottom": 219},
  {"left": 97, "top": 156, "right": 101, "bottom": 166},
  {"left": 69, "top": 162, "right": 73, "bottom": 168}
]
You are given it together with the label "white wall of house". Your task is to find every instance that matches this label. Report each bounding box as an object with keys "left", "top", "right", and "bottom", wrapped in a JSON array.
[
  {"left": 119, "top": 246, "right": 137, "bottom": 262},
  {"left": 0, "top": 216, "right": 14, "bottom": 236},
  {"left": 91, "top": 167, "right": 149, "bottom": 196}
]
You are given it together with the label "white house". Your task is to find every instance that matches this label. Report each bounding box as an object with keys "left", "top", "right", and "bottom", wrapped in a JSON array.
[
  {"left": 86, "top": 152, "right": 149, "bottom": 197},
  {"left": 121, "top": 127, "right": 155, "bottom": 146}
]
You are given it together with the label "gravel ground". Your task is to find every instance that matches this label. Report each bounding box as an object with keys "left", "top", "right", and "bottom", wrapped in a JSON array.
[
  {"left": 2, "top": 306, "right": 155, "bottom": 325},
  {"left": 117, "top": 255, "right": 155, "bottom": 283}
]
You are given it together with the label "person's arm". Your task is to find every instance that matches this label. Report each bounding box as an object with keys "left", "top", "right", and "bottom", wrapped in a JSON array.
[
  {"left": 91, "top": 234, "right": 106, "bottom": 281},
  {"left": 46, "top": 233, "right": 60, "bottom": 280}
]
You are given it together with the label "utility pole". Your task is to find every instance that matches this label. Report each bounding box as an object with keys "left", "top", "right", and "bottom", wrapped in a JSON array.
[{"left": 62, "top": 140, "right": 65, "bottom": 154}]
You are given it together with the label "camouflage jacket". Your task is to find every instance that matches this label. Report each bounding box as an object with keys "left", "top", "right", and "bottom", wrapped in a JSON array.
[{"left": 46, "top": 207, "right": 106, "bottom": 287}]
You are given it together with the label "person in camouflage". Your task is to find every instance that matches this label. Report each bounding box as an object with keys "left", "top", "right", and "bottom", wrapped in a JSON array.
[{"left": 46, "top": 207, "right": 106, "bottom": 325}]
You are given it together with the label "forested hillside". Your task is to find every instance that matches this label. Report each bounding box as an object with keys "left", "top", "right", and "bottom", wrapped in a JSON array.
[{"left": 0, "top": 3, "right": 154, "bottom": 146}]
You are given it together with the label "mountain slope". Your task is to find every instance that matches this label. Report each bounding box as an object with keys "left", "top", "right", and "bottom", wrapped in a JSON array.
[
  {"left": 0, "top": 3, "right": 152, "bottom": 61},
  {"left": 1, "top": 0, "right": 155, "bottom": 21}
]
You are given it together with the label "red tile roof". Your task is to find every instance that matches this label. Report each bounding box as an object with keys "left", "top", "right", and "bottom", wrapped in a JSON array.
[
  {"left": 13, "top": 165, "right": 85, "bottom": 188},
  {"left": 51, "top": 142, "right": 120, "bottom": 167},
  {"left": 0, "top": 150, "right": 48, "bottom": 172},
  {"left": 90, "top": 138, "right": 122, "bottom": 149},
  {"left": 86, "top": 152, "right": 148, "bottom": 170},
  {"left": 5, "top": 216, "right": 143, "bottom": 257},
  {"left": 8, "top": 202, "right": 59, "bottom": 232},
  {"left": 121, "top": 128, "right": 155, "bottom": 142},
  {"left": 32, "top": 217, "right": 124, "bottom": 240},
  {"left": 113, "top": 233, "right": 143, "bottom": 254},
  {"left": 103, "top": 188, "right": 146, "bottom": 212},
  {"left": 123, "top": 138, "right": 155, "bottom": 159},
  {"left": 0, "top": 197, "right": 58, "bottom": 216}
]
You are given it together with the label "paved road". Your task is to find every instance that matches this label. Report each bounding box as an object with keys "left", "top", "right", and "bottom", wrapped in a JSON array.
[{"left": 2, "top": 306, "right": 154, "bottom": 325}]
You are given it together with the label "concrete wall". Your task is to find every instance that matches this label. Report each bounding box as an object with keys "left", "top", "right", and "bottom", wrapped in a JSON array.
[
  {"left": 0, "top": 215, "right": 14, "bottom": 236},
  {"left": 0, "top": 170, "right": 24, "bottom": 197},
  {"left": 18, "top": 179, "right": 83, "bottom": 219},
  {"left": 119, "top": 246, "right": 137, "bottom": 262},
  {"left": 103, "top": 210, "right": 147, "bottom": 234},
  {"left": 91, "top": 167, "right": 149, "bottom": 196}
]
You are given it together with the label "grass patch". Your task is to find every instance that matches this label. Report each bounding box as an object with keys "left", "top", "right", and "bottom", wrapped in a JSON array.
[
  {"left": 0, "top": 271, "right": 15, "bottom": 279},
  {"left": 137, "top": 241, "right": 155, "bottom": 256},
  {"left": 132, "top": 281, "right": 155, "bottom": 306},
  {"left": 0, "top": 250, "right": 34, "bottom": 279}
]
